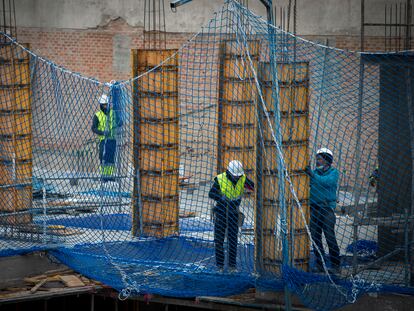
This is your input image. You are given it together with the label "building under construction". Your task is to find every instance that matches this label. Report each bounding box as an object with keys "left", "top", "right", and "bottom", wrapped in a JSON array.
[{"left": 0, "top": 1, "right": 413, "bottom": 310}]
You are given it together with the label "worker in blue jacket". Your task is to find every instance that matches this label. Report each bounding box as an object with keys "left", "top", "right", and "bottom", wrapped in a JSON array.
[{"left": 305, "top": 148, "right": 340, "bottom": 273}]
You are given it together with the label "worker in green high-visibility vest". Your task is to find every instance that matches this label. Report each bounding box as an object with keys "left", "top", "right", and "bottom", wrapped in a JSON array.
[
  {"left": 91, "top": 93, "right": 122, "bottom": 182},
  {"left": 209, "top": 160, "right": 254, "bottom": 272}
]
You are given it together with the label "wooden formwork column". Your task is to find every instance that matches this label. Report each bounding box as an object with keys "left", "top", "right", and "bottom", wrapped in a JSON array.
[
  {"left": 218, "top": 39, "right": 259, "bottom": 189},
  {"left": 258, "top": 61, "right": 310, "bottom": 273},
  {"left": 0, "top": 42, "right": 33, "bottom": 226},
  {"left": 131, "top": 49, "right": 180, "bottom": 238}
]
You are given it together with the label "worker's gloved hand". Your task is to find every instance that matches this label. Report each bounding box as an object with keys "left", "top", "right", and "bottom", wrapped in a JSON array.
[{"left": 304, "top": 165, "right": 313, "bottom": 177}]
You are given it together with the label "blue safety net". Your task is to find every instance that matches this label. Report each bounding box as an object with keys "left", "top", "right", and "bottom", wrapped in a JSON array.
[{"left": 0, "top": 1, "right": 413, "bottom": 310}]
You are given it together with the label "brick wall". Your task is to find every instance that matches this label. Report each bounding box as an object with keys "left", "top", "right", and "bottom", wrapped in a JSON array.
[{"left": 17, "top": 18, "right": 192, "bottom": 82}]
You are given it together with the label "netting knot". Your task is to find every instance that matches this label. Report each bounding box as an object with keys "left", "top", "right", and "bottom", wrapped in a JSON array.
[{"left": 118, "top": 288, "right": 132, "bottom": 301}]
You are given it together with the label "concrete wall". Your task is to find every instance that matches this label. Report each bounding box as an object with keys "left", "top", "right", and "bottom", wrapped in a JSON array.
[
  {"left": 15, "top": 0, "right": 401, "bottom": 36},
  {"left": 15, "top": 0, "right": 266, "bottom": 32}
]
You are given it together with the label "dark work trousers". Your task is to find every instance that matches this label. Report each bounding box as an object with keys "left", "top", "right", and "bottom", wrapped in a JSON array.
[
  {"left": 310, "top": 204, "right": 340, "bottom": 268},
  {"left": 99, "top": 139, "right": 117, "bottom": 164},
  {"left": 214, "top": 204, "right": 239, "bottom": 268},
  {"left": 99, "top": 139, "right": 117, "bottom": 180}
]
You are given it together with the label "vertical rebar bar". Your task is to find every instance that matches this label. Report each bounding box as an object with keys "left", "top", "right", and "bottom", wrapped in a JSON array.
[
  {"left": 399, "top": 3, "right": 402, "bottom": 50},
  {"left": 406, "top": 0, "right": 412, "bottom": 50},
  {"left": 144, "top": 0, "right": 166, "bottom": 50},
  {"left": 361, "top": 0, "right": 365, "bottom": 51},
  {"left": 352, "top": 59, "right": 365, "bottom": 275},
  {"left": 2, "top": 0, "right": 7, "bottom": 35},
  {"left": 385, "top": 4, "right": 388, "bottom": 51},
  {"left": 391, "top": 3, "right": 394, "bottom": 51},
  {"left": 314, "top": 39, "right": 329, "bottom": 150},
  {"left": 394, "top": 3, "right": 399, "bottom": 51}
]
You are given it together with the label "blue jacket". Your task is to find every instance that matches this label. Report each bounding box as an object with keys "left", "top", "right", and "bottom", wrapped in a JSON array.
[{"left": 309, "top": 166, "right": 339, "bottom": 209}]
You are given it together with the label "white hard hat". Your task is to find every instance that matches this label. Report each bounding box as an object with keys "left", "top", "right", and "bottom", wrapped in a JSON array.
[
  {"left": 99, "top": 94, "right": 109, "bottom": 104},
  {"left": 228, "top": 160, "right": 244, "bottom": 177},
  {"left": 317, "top": 148, "right": 333, "bottom": 157}
]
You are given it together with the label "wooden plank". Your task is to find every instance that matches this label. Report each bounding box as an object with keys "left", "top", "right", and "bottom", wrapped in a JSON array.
[
  {"left": 0, "top": 285, "right": 100, "bottom": 304},
  {"left": 24, "top": 274, "right": 67, "bottom": 285},
  {"left": 30, "top": 279, "right": 47, "bottom": 293},
  {"left": 59, "top": 275, "right": 85, "bottom": 288}
]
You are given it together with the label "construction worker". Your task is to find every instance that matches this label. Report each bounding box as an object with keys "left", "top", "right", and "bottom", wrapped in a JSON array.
[
  {"left": 91, "top": 93, "right": 121, "bottom": 182},
  {"left": 209, "top": 160, "right": 254, "bottom": 272},
  {"left": 305, "top": 148, "right": 340, "bottom": 273}
]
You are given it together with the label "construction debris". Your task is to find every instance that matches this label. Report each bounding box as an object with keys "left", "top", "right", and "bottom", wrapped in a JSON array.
[{"left": 0, "top": 268, "right": 102, "bottom": 301}]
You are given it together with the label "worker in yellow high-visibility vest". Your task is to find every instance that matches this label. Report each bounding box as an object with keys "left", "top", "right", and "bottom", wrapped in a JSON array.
[
  {"left": 91, "top": 94, "right": 122, "bottom": 182},
  {"left": 209, "top": 160, "right": 254, "bottom": 272}
]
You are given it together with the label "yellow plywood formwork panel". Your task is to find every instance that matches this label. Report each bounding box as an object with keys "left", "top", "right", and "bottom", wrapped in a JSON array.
[
  {"left": 222, "top": 124, "right": 255, "bottom": 148},
  {"left": 138, "top": 95, "right": 178, "bottom": 120},
  {"left": 140, "top": 170, "right": 179, "bottom": 198},
  {"left": 0, "top": 87, "right": 31, "bottom": 111},
  {"left": 262, "top": 112, "right": 309, "bottom": 143},
  {"left": 138, "top": 69, "right": 178, "bottom": 94},
  {"left": 0, "top": 189, "right": 14, "bottom": 211},
  {"left": 0, "top": 212, "right": 32, "bottom": 226},
  {"left": 285, "top": 141, "right": 309, "bottom": 171},
  {"left": 0, "top": 43, "right": 30, "bottom": 61},
  {"left": 288, "top": 112, "right": 308, "bottom": 142},
  {"left": 0, "top": 111, "right": 31, "bottom": 135},
  {"left": 261, "top": 84, "right": 309, "bottom": 114},
  {"left": 279, "top": 83, "right": 309, "bottom": 112},
  {"left": 260, "top": 61, "right": 309, "bottom": 83},
  {"left": 277, "top": 62, "right": 309, "bottom": 83},
  {"left": 223, "top": 40, "right": 260, "bottom": 57},
  {"left": 263, "top": 171, "right": 309, "bottom": 201},
  {"left": 139, "top": 119, "right": 178, "bottom": 146},
  {"left": 136, "top": 49, "right": 178, "bottom": 68},
  {"left": 0, "top": 160, "right": 32, "bottom": 184},
  {"left": 0, "top": 88, "right": 14, "bottom": 111},
  {"left": 262, "top": 230, "right": 310, "bottom": 261},
  {"left": 139, "top": 145, "right": 179, "bottom": 172},
  {"left": 223, "top": 57, "right": 258, "bottom": 80},
  {"left": 0, "top": 61, "right": 30, "bottom": 85},
  {"left": 0, "top": 135, "right": 32, "bottom": 161},
  {"left": 223, "top": 80, "right": 256, "bottom": 101},
  {"left": 262, "top": 259, "right": 309, "bottom": 273},
  {"left": 289, "top": 200, "right": 310, "bottom": 231},
  {"left": 132, "top": 48, "right": 180, "bottom": 239},
  {"left": 262, "top": 200, "right": 310, "bottom": 232},
  {"left": 15, "top": 186, "right": 32, "bottom": 211},
  {"left": 0, "top": 186, "right": 32, "bottom": 212},
  {"left": 222, "top": 101, "right": 255, "bottom": 125},
  {"left": 142, "top": 223, "right": 179, "bottom": 238},
  {"left": 264, "top": 141, "right": 309, "bottom": 171},
  {"left": 141, "top": 197, "right": 179, "bottom": 224},
  {"left": 15, "top": 87, "right": 31, "bottom": 110},
  {"left": 0, "top": 45, "right": 15, "bottom": 60}
]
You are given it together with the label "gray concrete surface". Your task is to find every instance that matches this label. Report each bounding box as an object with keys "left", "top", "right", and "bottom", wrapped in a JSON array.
[
  {"left": 0, "top": 252, "right": 66, "bottom": 288},
  {"left": 15, "top": 0, "right": 401, "bottom": 35}
]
